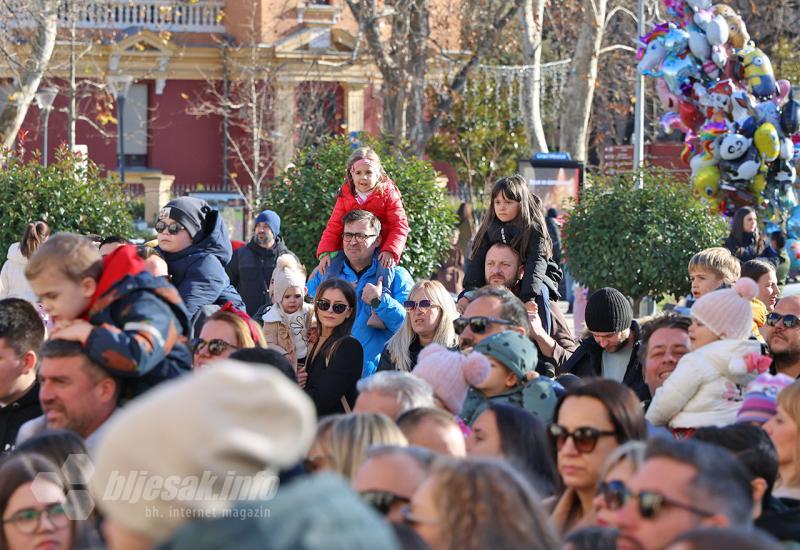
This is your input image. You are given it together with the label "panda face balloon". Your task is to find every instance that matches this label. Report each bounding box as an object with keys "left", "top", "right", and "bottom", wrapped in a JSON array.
[{"left": 719, "top": 133, "right": 752, "bottom": 160}]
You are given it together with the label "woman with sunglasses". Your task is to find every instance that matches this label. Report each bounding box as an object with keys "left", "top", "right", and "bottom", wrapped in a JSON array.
[
  {"left": 548, "top": 379, "right": 648, "bottom": 535},
  {"left": 378, "top": 280, "right": 459, "bottom": 372},
  {"left": 193, "top": 304, "right": 266, "bottom": 368},
  {"left": 403, "top": 458, "right": 559, "bottom": 550},
  {"left": 592, "top": 441, "right": 646, "bottom": 528},
  {"left": 0, "top": 453, "right": 85, "bottom": 550},
  {"left": 304, "top": 278, "right": 362, "bottom": 416}
]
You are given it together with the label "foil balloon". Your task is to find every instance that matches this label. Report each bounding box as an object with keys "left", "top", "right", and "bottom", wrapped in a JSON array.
[
  {"left": 741, "top": 48, "right": 777, "bottom": 99},
  {"left": 780, "top": 137, "right": 795, "bottom": 161},
  {"left": 705, "top": 15, "right": 729, "bottom": 46},
  {"left": 661, "top": 54, "right": 701, "bottom": 95},
  {"left": 786, "top": 238, "right": 800, "bottom": 269},
  {"left": 719, "top": 133, "right": 752, "bottom": 160},
  {"left": 754, "top": 122, "right": 780, "bottom": 162},
  {"left": 771, "top": 159, "right": 798, "bottom": 187},
  {"left": 656, "top": 79, "right": 681, "bottom": 111},
  {"left": 719, "top": 146, "right": 761, "bottom": 185},
  {"left": 688, "top": 28, "right": 710, "bottom": 59},
  {"left": 712, "top": 4, "right": 750, "bottom": 49},
  {"left": 751, "top": 172, "right": 767, "bottom": 195},
  {"left": 755, "top": 101, "right": 781, "bottom": 129},
  {"left": 693, "top": 165, "right": 721, "bottom": 199},
  {"left": 679, "top": 100, "right": 705, "bottom": 132},
  {"left": 780, "top": 91, "right": 800, "bottom": 135},
  {"left": 730, "top": 90, "right": 755, "bottom": 124},
  {"left": 775, "top": 80, "right": 792, "bottom": 106}
]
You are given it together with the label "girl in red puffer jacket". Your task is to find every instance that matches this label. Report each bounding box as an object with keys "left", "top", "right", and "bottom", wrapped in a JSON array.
[{"left": 316, "top": 147, "right": 410, "bottom": 274}]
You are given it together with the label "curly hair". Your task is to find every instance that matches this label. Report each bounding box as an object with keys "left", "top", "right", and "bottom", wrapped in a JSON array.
[{"left": 429, "top": 458, "right": 559, "bottom": 550}]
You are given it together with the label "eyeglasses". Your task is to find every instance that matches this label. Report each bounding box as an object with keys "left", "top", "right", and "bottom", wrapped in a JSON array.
[
  {"left": 2, "top": 502, "right": 69, "bottom": 534},
  {"left": 547, "top": 424, "right": 617, "bottom": 453},
  {"left": 343, "top": 232, "right": 377, "bottom": 243},
  {"left": 155, "top": 220, "right": 186, "bottom": 235},
  {"left": 316, "top": 299, "right": 350, "bottom": 314},
  {"left": 597, "top": 479, "right": 714, "bottom": 519},
  {"left": 453, "top": 316, "right": 516, "bottom": 335},
  {"left": 766, "top": 312, "right": 800, "bottom": 328},
  {"left": 400, "top": 504, "right": 440, "bottom": 527},
  {"left": 403, "top": 299, "right": 439, "bottom": 312},
  {"left": 192, "top": 338, "right": 239, "bottom": 356},
  {"left": 360, "top": 490, "right": 410, "bottom": 516}
]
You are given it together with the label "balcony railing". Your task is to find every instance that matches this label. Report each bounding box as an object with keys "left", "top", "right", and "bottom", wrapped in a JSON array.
[{"left": 12, "top": 1, "right": 226, "bottom": 33}]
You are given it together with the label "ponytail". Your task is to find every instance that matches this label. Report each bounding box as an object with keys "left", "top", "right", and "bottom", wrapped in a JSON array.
[{"left": 20, "top": 221, "right": 51, "bottom": 259}]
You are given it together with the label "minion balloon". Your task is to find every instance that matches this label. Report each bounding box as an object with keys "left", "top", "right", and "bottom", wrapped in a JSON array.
[{"left": 741, "top": 48, "right": 777, "bottom": 99}]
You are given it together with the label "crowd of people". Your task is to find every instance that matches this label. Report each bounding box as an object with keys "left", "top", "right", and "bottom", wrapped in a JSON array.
[{"left": 0, "top": 146, "right": 798, "bottom": 549}]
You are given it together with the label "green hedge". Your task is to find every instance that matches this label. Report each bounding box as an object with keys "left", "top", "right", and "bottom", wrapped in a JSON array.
[
  {"left": 262, "top": 135, "right": 456, "bottom": 279},
  {"left": 562, "top": 169, "right": 728, "bottom": 301},
  {"left": 0, "top": 148, "right": 133, "bottom": 256}
]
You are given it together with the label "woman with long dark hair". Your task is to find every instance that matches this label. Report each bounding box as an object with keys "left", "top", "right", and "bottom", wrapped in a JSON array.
[
  {"left": 466, "top": 403, "right": 560, "bottom": 497},
  {"left": 724, "top": 206, "right": 764, "bottom": 263},
  {"left": 304, "top": 278, "right": 362, "bottom": 416}
]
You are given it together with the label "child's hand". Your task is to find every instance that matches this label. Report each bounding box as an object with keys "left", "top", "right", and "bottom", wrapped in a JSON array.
[
  {"left": 526, "top": 300, "right": 547, "bottom": 338},
  {"left": 378, "top": 252, "right": 395, "bottom": 269},
  {"left": 317, "top": 255, "right": 331, "bottom": 275},
  {"left": 50, "top": 320, "right": 93, "bottom": 344}
]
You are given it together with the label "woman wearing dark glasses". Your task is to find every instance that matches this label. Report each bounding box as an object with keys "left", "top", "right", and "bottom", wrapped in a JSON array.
[
  {"left": 304, "top": 278, "right": 363, "bottom": 416},
  {"left": 192, "top": 304, "right": 266, "bottom": 368},
  {"left": 378, "top": 280, "right": 459, "bottom": 372},
  {"left": 548, "top": 379, "right": 647, "bottom": 536}
]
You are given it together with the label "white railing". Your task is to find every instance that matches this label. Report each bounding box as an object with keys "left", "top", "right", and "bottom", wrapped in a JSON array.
[{"left": 11, "top": 1, "right": 226, "bottom": 33}]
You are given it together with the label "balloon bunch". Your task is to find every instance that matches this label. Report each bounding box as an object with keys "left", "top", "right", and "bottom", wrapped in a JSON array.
[{"left": 639, "top": 1, "right": 800, "bottom": 217}]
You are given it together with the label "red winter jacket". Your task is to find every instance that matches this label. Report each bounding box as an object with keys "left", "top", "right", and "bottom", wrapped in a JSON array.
[{"left": 316, "top": 180, "right": 410, "bottom": 263}]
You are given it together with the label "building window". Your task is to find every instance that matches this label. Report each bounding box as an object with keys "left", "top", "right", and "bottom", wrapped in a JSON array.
[{"left": 122, "top": 83, "right": 148, "bottom": 167}]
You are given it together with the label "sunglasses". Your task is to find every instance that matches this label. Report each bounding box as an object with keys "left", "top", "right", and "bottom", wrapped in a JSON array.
[
  {"left": 403, "top": 299, "right": 438, "bottom": 312},
  {"left": 597, "top": 479, "right": 714, "bottom": 519},
  {"left": 155, "top": 220, "right": 186, "bottom": 235},
  {"left": 316, "top": 299, "right": 350, "bottom": 314},
  {"left": 548, "top": 424, "right": 617, "bottom": 453},
  {"left": 192, "top": 338, "right": 239, "bottom": 356},
  {"left": 766, "top": 312, "right": 800, "bottom": 328},
  {"left": 453, "top": 316, "right": 516, "bottom": 335},
  {"left": 360, "top": 490, "right": 410, "bottom": 516}
]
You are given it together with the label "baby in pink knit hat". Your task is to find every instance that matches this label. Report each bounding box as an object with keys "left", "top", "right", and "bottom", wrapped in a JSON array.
[
  {"left": 647, "top": 278, "right": 770, "bottom": 432},
  {"left": 413, "top": 343, "right": 491, "bottom": 416}
]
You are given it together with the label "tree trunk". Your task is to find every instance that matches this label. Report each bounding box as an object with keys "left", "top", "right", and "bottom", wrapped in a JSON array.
[
  {"left": 0, "top": 0, "right": 60, "bottom": 149},
  {"left": 558, "top": 0, "right": 607, "bottom": 162},
  {"left": 521, "top": 0, "right": 548, "bottom": 154}
]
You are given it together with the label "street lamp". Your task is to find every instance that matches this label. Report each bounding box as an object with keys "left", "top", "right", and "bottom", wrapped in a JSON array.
[
  {"left": 107, "top": 74, "right": 133, "bottom": 183},
  {"left": 633, "top": 0, "right": 647, "bottom": 187},
  {"left": 34, "top": 86, "right": 58, "bottom": 168}
]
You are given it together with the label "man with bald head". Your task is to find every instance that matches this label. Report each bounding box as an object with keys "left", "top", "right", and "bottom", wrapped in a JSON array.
[{"left": 763, "top": 295, "right": 800, "bottom": 378}]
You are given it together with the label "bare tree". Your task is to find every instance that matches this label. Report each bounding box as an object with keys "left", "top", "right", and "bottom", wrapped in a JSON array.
[
  {"left": 346, "top": 0, "right": 526, "bottom": 155},
  {"left": 520, "top": 0, "right": 548, "bottom": 154},
  {"left": 0, "top": 0, "right": 60, "bottom": 149}
]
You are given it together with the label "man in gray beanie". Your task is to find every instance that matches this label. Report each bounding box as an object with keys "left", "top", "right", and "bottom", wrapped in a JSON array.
[
  {"left": 561, "top": 287, "right": 649, "bottom": 401},
  {"left": 226, "top": 209, "right": 296, "bottom": 317}
]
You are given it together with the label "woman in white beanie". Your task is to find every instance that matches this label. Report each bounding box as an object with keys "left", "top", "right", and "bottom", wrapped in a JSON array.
[{"left": 646, "top": 278, "right": 769, "bottom": 435}]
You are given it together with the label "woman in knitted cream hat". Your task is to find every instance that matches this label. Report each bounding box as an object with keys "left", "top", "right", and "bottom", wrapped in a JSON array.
[
  {"left": 646, "top": 278, "right": 770, "bottom": 434},
  {"left": 261, "top": 254, "right": 315, "bottom": 376}
]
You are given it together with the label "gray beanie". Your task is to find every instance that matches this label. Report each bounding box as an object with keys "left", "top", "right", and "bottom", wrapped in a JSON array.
[{"left": 159, "top": 197, "right": 212, "bottom": 239}]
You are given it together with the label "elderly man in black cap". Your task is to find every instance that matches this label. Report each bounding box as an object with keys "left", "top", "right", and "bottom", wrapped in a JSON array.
[{"left": 561, "top": 287, "right": 649, "bottom": 401}]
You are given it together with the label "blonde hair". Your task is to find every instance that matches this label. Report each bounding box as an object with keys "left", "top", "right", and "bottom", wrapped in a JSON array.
[
  {"left": 327, "top": 413, "right": 407, "bottom": 481},
  {"left": 599, "top": 440, "right": 646, "bottom": 481},
  {"left": 776, "top": 382, "right": 800, "bottom": 486},
  {"left": 385, "top": 280, "right": 459, "bottom": 371},
  {"left": 429, "top": 458, "right": 560, "bottom": 550},
  {"left": 25, "top": 232, "right": 103, "bottom": 282},
  {"left": 344, "top": 146, "right": 390, "bottom": 196},
  {"left": 206, "top": 310, "right": 266, "bottom": 349},
  {"left": 688, "top": 247, "right": 741, "bottom": 285}
]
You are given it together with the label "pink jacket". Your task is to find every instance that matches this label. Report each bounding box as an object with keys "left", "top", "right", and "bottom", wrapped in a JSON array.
[{"left": 316, "top": 180, "right": 410, "bottom": 263}]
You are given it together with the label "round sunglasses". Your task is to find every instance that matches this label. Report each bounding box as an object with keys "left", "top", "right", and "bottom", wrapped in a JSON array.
[
  {"left": 155, "top": 220, "right": 186, "bottom": 235},
  {"left": 453, "top": 316, "right": 516, "bottom": 335},
  {"left": 192, "top": 338, "right": 239, "bottom": 356},
  {"left": 597, "top": 479, "right": 714, "bottom": 519},
  {"left": 766, "top": 312, "right": 800, "bottom": 328},
  {"left": 547, "top": 424, "right": 617, "bottom": 453},
  {"left": 316, "top": 298, "right": 350, "bottom": 314}
]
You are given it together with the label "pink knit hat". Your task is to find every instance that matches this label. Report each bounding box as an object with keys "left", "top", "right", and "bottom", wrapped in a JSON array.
[
  {"left": 736, "top": 372, "right": 795, "bottom": 424},
  {"left": 413, "top": 344, "right": 491, "bottom": 415},
  {"left": 691, "top": 278, "right": 759, "bottom": 340}
]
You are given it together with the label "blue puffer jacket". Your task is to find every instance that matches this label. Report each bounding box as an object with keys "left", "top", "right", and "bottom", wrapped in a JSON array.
[
  {"left": 307, "top": 252, "right": 414, "bottom": 377},
  {"left": 158, "top": 210, "right": 245, "bottom": 320}
]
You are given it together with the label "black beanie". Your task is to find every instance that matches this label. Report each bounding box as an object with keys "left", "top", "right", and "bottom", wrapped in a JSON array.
[
  {"left": 584, "top": 287, "right": 633, "bottom": 333},
  {"left": 159, "top": 197, "right": 212, "bottom": 240}
]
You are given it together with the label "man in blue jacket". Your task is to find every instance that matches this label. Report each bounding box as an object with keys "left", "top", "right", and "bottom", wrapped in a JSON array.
[{"left": 307, "top": 210, "right": 413, "bottom": 377}]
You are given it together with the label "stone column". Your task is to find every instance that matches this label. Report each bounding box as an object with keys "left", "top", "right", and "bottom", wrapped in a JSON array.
[
  {"left": 273, "top": 82, "right": 296, "bottom": 171},
  {"left": 343, "top": 83, "right": 365, "bottom": 134},
  {"left": 142, "top": 173, "right": 175, "bottom": 224}
]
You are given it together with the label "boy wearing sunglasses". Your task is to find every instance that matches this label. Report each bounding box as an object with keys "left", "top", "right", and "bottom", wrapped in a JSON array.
[
  {"left": 155, "top": 197, "right": 245, "bottom": 334},
  {"left": 459, "top": 330, "right": 558, "bottom": 426},
  {"left": 25, "top": 233, "right": 192, "bottom": 399}
]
